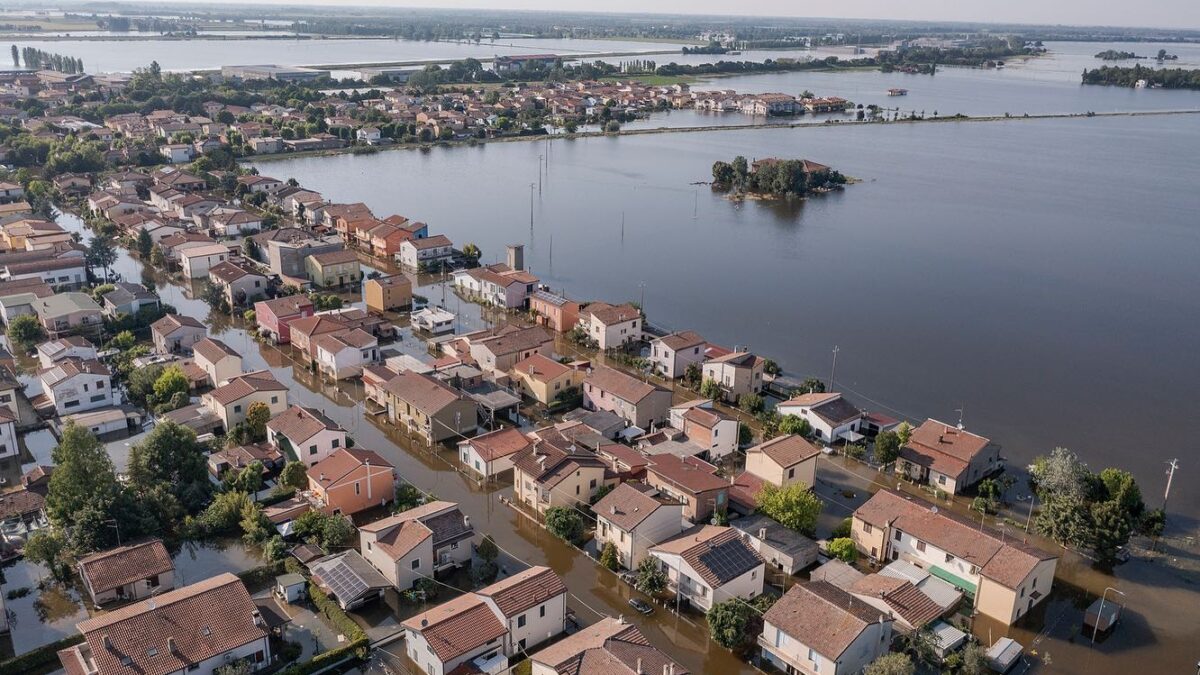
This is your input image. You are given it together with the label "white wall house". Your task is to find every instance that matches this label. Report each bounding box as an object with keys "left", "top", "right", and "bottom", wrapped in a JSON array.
[
  {"left": 649, "top": 525, "right": 764, "bottom": 613},
  {"left": 266, "top": 405, "right": 347, "bottom": 466},
  {"left": 648, "top": 330, "right": 706, "bottom": 379},
  {"left": 776, "top": 392, "right": 865, "bottom": 445},
  {"left": 39, "top": 359, "right": 116, "bottom": 415},
  {"left": 760, "top": 582, "right": 894, "bottom": 675},
  {"left": 180, "top": 243, "right": 230, "bottom": 279},
  {"left": 593, "top": 483, "right": 685, "bottom": 570},
  {"left": 359, "top": 501, "right": 474, "bottom": 591},
  {"left": 581, "top": 302, "right": 641, "bottom": 350}
]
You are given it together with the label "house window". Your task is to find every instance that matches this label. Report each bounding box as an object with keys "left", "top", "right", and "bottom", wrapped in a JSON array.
[
  {"left": 234, "top": 405, "right": 242, "bottom": 413},
  {"left": 309, "top": 445, "right": 318, "bottom": 455},
  {"left": 945, "top": 553, "right": 954, "bottom": 563},
  {"left": 148, "top": 575, "right": 159, "bottom": 587},
  {"left": 971, "top": 565, "right": 979, "bottom": 575},
  {"left": 864, "top": 523, "right": 873, "bottom": 534},
  {"left": 787, "top": 467, "right": 795, "bottom": 479},
  {"left": 412, "top": 559, "right": 420, "bottom": 570},
  {"left": 916, "top": 540, "right": 926, "bottom": 552},
  {"left": 355, "top": 482, "right": 361, "bottom": 495},
  {"left": 589, "top": 478, "right": 597, "bottom": 489},
  {"left": 271, "top": 396, "right": 279, "bottom": 404},
  {"left": 894, "top": 530, "right": 901, "bottom": 541},
  {"left": 90, "top": 395, "right": 106, "bottom": 403},
  {"left": 517, "top": 614, "right": 526, "bottom": 628},
  {"left": 332, "top": 438, "right": 340, "bottom": 448}
]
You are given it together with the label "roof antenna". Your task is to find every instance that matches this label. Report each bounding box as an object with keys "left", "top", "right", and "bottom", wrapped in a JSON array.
[{"left": 955, "top": 406, "right": 964, "bottom": 430}]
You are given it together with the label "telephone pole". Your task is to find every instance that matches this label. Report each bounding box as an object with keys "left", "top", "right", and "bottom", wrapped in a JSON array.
[
  {"left": 529, "top": 183, "right": 534, "bottom": 230},
  {"left": 829, "top": 345, "right": 839, "bottom": 391},
  {"left": 1163, "top": 458, "right": 1179, "bottom": 510}
]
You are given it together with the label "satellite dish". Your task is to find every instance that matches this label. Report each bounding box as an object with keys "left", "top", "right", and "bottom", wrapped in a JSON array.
[{"left": 930, "top": 506, "right": 938, "bottom": 514}]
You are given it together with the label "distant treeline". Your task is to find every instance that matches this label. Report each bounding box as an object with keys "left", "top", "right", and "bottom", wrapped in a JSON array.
[
  {"left": 15, "top": 47, "right": 84, "bottom": 73},
  {"left": 1081, "top": 65, "right": 1200, "bottom": 89},
  {"left": 682, "top": 43, "right": 729, "bottom": 55},
  {"left": 1095, "top": 50, "right": 1141, "bottom": 60}
]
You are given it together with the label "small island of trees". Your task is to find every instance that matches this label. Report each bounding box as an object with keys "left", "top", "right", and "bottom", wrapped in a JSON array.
[
  {"left": 1095, "top": 50, "right": 1143, "bottom": 60},
  {"left": 712, "top": 155, "right": 847, "bottom": 198}
]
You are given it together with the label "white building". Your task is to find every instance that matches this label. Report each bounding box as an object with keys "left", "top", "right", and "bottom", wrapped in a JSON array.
[
  {"left": 649, "top": 330, "right": 706, "bottom": 379},
  {"left": 760, "top": 582, "right": 894, "bottom": 675},
  {"left": 313, "top": 328, "right": 379, "bottom": 380},
  {"left": 359, "top": 501, "right": 474, "bottom": 590},
  {"left": 37, "top": 336, "right": 96, "bottom": 369},
  {"left": 649, "top": 524, "right": 764, "bottom": 612},
  {"left": 592, "top": 482, "right": 685, "bottom": 570},
  {"left": 580, "top": 302, "right": 641, "bottom": 350},
  {"left": 398, "top": 234, "right": 454, "bottom": 270},
  {"left": 180, "top": 243, "right": 231, "bottom": 279},
  {"left": 39, "top": 358, "right": 116, "bottom": 415},
  {"left": 776, "top": 392, "right": 865, "bottom": 445},
  {"left": 458, "top": 426, "right": 531, "bottom": 481},
  {"left": 266, "top": 405, "right": 347, "bottom": 467},
  {"left": 192, "top": 337, "right": 243, "bottom": 387}
]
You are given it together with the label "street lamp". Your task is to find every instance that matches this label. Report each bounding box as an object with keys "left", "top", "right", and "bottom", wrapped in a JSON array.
[{"left": 1091, "top": 587, "right": 1126, "bottom": 644}]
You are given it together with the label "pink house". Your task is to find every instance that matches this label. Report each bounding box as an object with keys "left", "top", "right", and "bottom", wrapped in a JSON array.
[{"left": 254, "top": 295, "right": 316, "bottom": 344}]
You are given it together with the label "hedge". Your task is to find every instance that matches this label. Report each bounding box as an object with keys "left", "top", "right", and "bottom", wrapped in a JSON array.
[
  {"left": 0, "top": 634, "right": 85, "bottom": 675},
  {"left": 277, "top": 636, "right": 368, "bottom": 675},
  {"left": 307, "top": 581, "right": 367, "bottom": 643}
]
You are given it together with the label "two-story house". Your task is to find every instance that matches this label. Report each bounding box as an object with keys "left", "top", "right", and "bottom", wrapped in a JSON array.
[
  {"left": 649, "top": 525, "right": 765, "bottom": 612},
  {"left": 644, "top": 453, "right": 729, "bottom": 524},
  {"left": 306, "top": 448, "right": 396, "bottom": 516},
  {"left": 253, "top": 294, "right": 315, "bottom": 344},
  {"left": 509, "top": 353, "right": 584, "bottom": 406},
  {"left": 580, "top": 302, "right": 641, "bottom": 350},
  {"left": 759, "top": 582, "right": 894, "bottom": 675},
  {"left": 39, "top": 358, "right": 115, "bottom": 415},
  {"left": 382, "top": 370, "right": 478, "bottom": 444},
  {"left": 359, "top": 501, "right": 474, "bottom": 590},
  {"left": 776, "top": 392, "right": 866, "bottom": 446},
  {"left": 266, "top": 404, "right": 347, "bottom": 466},
  {"left": 582, "top": 365, "right": 671, "bottom": 430},
  {"left": 744, "top": 434, "right": 822, "bottom": 489},
  {"left": 398, "top": 234, "right": 453, "bottom": 270},
  {"left": 896, "top": 420, "right": 1002, "bottom": 494},
  {"left": 511, "top": 428, "right": 612, "bottom": 514},
  {"left": 458, "top": 426, "right": 532, "bottom": 481},
  {"left": 702, "top": 350, "right": 765, "bottom": 403},
  {"left": 313, "top": 328, "right": 379, "bottom": 380},
  {"left": 649, "top": 330, "right": 706, "bottom": 379},
  {"left": 151, "top": 313, "right": 207, "bottom": 354},
  {"left": 201, "top": 371, "right": 289, "bottom": 431},
  {"left": 192, "top": 337, "right": 243, "bottom": 387},
  {"left": 593, "top": 482, "right": 685, "bottom": 570},
  {"left": 668, "top": 399, "right": 739, "bottom": 460}
]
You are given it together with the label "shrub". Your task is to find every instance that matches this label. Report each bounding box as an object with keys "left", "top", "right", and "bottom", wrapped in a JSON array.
[
  {"left": 828, "top": 537, "right": 858, "bottom": 563},
  {"left": 599, "top": 541, "right": 619, "bottom": 570},
  {"left": 544, "top": 506, "right": 584, "bottom": 544}
]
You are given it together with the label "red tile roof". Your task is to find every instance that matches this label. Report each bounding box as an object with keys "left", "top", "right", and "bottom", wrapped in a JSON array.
[{"left": 77, "top": 539, "right": 174, "bottom": 595}]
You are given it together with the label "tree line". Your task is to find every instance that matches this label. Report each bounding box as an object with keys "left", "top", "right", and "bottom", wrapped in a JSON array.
[
  {"left": 16, "top": 46, "right": 85, "bottom": 73},
  {"left": 712, "top": 155, "right": 847, "bottom": 197},
  {"left": 1082, "top": 65, "right": 1200, "bottom": 89}
]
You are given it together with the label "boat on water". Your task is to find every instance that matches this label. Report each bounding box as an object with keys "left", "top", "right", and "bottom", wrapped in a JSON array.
[{"left": 887, "top": 87, "right": 908, "bottom": 96}]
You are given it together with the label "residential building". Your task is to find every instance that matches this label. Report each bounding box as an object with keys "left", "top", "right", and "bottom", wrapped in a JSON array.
[
  {"left": 267, "top": 405, "right": 347, "bottom": 466},
  {"left": 759, "top": 582, "right": 893, "bottom": 675},
  {"left": 77, "top": 539, "right": 175, "bottom": 606},
  {"left": 645, "top": 454, "right": 729, "bottom": 524},
  {"left": 580, "top": 302, "right": 642, "bottom": 350},
  {"left": 192, "top": 337, "right": 243, "bottom": 387},
  {"left": 776, "top": 392, "right": 865, "bottom": 445},
  {"left": 180, "top": 243, "right": 230, "bottom": 279},
  {"left": 411, "top": 306, "right": 454, "bottom": 334},
  {"left": 668, "top": 399, "right": 738, "bottom": 460},
  {"left": 702, "top": 350, "right": 765, "bottom": 403},
  {"left": 208, "top": 443, "right": 284, "bottom": 481},
  {"left": 306, "top": 448, "right": 396, "bottom": 515},
  {"left": 465, "top": 325, "right": 554, "bottom": 376},
  {"left": 253, "top": 294, "right": 315, "bottom": 344},
  {"left": 208, "top": 259, "right": 269, "bottom": 306},
  {"left": 529, "top": 616, "right": 688, "bottom": 675},
  {"left": 0, "top": 406, "right": 17, "bottom": 459},
  {"left": 306, "top": 249, "right": 361, "bottom": 288},
  {"left": 593, "top": 482, "right": 685, "bottom": 570},
  {"left": 851, "top": 490, "right": 1057, "bottom": 625},
  {"left": 151, "top": 313, "right": 207, "bottom": 353},
  {"left": 528, "top": 290, "right": 580, "bottom": 333},
  {"left": 896, "top": 420, "right": 1001, "bottom": 494},
  {"left": 382, "top": 370, "right": 478, "bottom": 444},
  {"left": 744, "top": 434, "right": 821, "bottom": 489},
  {"left": 511, "top": 429, "right": 611, "bottom": 514},
  {"left": 510, "top": 353, "right": 585, "bottom": 406},
  {"left": 398, "top": 234, "right": 453, "bottom": 269},
  {"left": 37, "top": 336, "right": 96, "bottom": 369},
  {"left": 313, "top": 328, "right": 379, "bottom": 379},
  {"left": 458, "top": 426, "right": 532, "bottom": 480},
  {"left": 452, "top": 262, "right": 538, "bottom": 310},
  {"left": 649, "top": 330, "right": 706, "bottom": 379},
  {"left": 650, "top": 525, "right": 764, "bottom": 612},
  {"left": 39, "top": 358, "right": 114, "bottom": 415},
  {"left": 364, "top": 274, "right": 412, "bottom": 313},
  {"left": 582, "top": 365, "right": 671, "bottom": 429},
  {"left": 100, "top": 282, "right": 160, "bottom": 317},
  {"left": 359, "top": 501, "right": 474, "bottom": 590},
  {"left": 33, "top": 292, "right": 102, "bottom": 336},
  {"left": 308, "top": 550, "right": 391, "bottom": 610},
  {"left": 401, "top": 566, "right": 567, "bottom": 675},
  {"left": 731, "top": 513, "right": 819, "bottom": 575},
  {"left": 57, "top": 574, "right": 271, "bottom": 675},
  {"left": 202, "top": 371, "right": 289, "bottom": 430},
  {"left": 2, "top": 256, "right": 88, "bottom": 289}
]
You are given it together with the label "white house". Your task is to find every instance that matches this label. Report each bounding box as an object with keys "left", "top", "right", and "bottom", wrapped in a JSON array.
[
  {"left": 0, "top": 406, "right": 17, "bottom": 460},
  {"left": 159, "top": 143, "right": 195, "bottom": 163},
  {"left": 668, "top": 399, "right": 739, "bottom": 460},
  {"left": 592, "top": 482, "right": 685, "bottom": 570},
  {"left": 192, "top": 337, "right": 243, "bottom": 387},
  {"left": 401, "top": 566, "right": 567, "bottom": 675},
  {"left": 202, "top": 371, "right": 289, "bottom": 431},
  {"left": 458, "top": 426, "right": 532, "bottom": 481},
  {"left": 359, "top": 501, "right": 474, "bottom": 590},
  {"left": 649, "top": 330, "right": 706, "bottom": 379},
  {"left": 776, "top": 392, "right": 865, "bottom": 445},
  {"left": 266, "top": 405, "right": 346, "bottom": 466},
  {"left": 37, "top": 336, "right": 96, "bottom": 369},
  {"left": 580, "top": 301, "right": 641, "bottom": 350},
  {"left": 649, "top": 524, "right": 764, "bottom": 612},
  {"left": 180, "top": 243, "right": 231, "bottom": 279},
  {"left": 397, "top": 234, "right": 453, "bottom": 270},
  {"left": 760, "top": 582, "right": 894, "bottom": 675},
  {"left": 312, "top": 328, "right": 379, "bottom": 380},
  {"left": 39, "top": 358, "right": 116, "bottom": 415}
]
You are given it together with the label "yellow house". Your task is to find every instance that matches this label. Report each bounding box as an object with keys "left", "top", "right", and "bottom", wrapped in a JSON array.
[
  {"left": 305, "top": 249, "right": 361, "bottom": 288},
  {"left": 744, "top": 434, "right": 821, "bottom": 488},
  {"left": 509, "top": 353, "right": 584, "bottom": 406},
  {"left": 364, "top": 274, "right": 412, "bottom": 313}
]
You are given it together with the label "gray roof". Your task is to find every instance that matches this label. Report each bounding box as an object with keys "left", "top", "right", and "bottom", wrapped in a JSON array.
[
  {"left": 731, "top": 513, "right": 819, "bottom": 560},
  {"left": 310, "top": 550, "right": 391, "bottom": 605},
  {"left": 879, "top": 559, "right": 963, "bottom": 610}
]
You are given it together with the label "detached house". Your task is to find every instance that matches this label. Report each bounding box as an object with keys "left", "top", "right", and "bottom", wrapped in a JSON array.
[
  {"left": 305, "top": 249, "right": 361, "bottom": 288},
  {"left": 58, "top": 573, "right": 271, "bottom": 675},
  {"left": 744, "top": 434, "right": 821, "bottom": 489},
  {"left": 458, "top": 426, "right": 532, "bottom": 481},
  {"left": 593, "top": 482, "right": 685, "bottom": 570},
  {"left": 77, "top": 538, "right": 175, "bottom": 606},
  {"left": 359, "top": 501, "right": 474, "bottom": 590},
  {"left": 202, "top": 371, "right": 289, "bottom": 431},
  {"left": 510, "top": 353, "right": 584, "bottom": 406},
  {"left": 896, "top": 420, "right": 1001, "bottom": 494},
  {"left": 39, "top": 359, "right": 114, "bottom": 415},
  {"left": 465, "top": 325, "right": 554, "bottom": 377},
  {"left": 759, "top": 582, "right": 894, "bottom": 675},
  {"left": 649, "top": 525, "right": 765, "bottom": 612},
  {"left": 192, "top": 337, "right": 243, "bottom": 387},
  {"left": 580, "top": 302, "right": 642, "bottom": 350},
  {"left": 37, "top": 336, "right": 96, "bottom": 369},
  {"left": 364, "top": 274, "right": 413, "bottom": 313},
  {"left": 313, "top": 328, "right": 379, "bottom": 379},
  {"left": 777, "top": 392, "right": 865, "bottom": 446},
  {"left": 307, "top": 448, "right": 396, "bottom": 516},
  {"left": 530, "top": 616, "right": 687, "bottom": 675},
  {"left": 267, "top": 405, "right": 347, "bottom": 466},
  {"left": 582, "top": 365, "right": 671, "bottom": 429},
  {"left": 529, "top": 290, "right": 580, "bottom": 333},
  {"left": 851, "top": 490, "right": 1057, "bottom": 625},
  {"left": 209, "top": 259, "right": 269, "bottom": 306},
  {"left": 702, "top": 350, "right": 765, "bottom": 403},
  {"left": 398, "top": 234, "right": 453, "bottom": 270},
  {"left": 151, "top": 313, "right": 207, "bottom": 353},
  {"left": 382, "top": 370, "right": 478, "bottom": 444},
  {"left": 668, "top": 399, "right": 738, "bottom": 460},
  {"left": 254, "top": 294, "right": 315, "bottom": 344},
  {"left": 649, "top": 330, "right": 706, "bottom": 379},
  {"left": 511, "top": 429, "right": 612, "bottom": 514},
  {"left": 644, "top": 454, "right": 729, "bottom": 523}
]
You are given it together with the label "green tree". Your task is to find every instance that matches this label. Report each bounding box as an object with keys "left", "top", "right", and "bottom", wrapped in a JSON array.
[
  {"left": 895, "top": 421, "right": 913, "bottom": 446},
  {"left": 245, "top": 401, "right": 271, "bottom": 442},
  {"left": 45, "top": 423, "right": 124, "bottom": 551},
  {"left": 200, "top": 491, "right": 254, "bottom": 534},
  {"left": 864, "top": 653, "right": 915, "bottom": 675},
  {"left": 226, "top": 461, "right": 265, "bottom": 494},
  {"left": 23, "top": 529, "right": 70, "bottom": 580},
  {"left": 757, "top": 484, "right": 822, "bottom": 536},
  {"left": 874, "top": 430, "right": 901, "bottom": 465},
  {"left": 279, "top": 460, "right": 309, "bottom": 491},
  {"left": 86, "top": 234, "right": 118, "bottom": 282},
  {"left": 477, "top": 534, "right": 499, "bottom": 563},
  {"left": 1090, "top": 499, "right": 1134, "bottom": 568},
  {"left": 126, "top": 363, "right": 165, "bottom": 408},
  {"left": 828, "top": 537, "right": 858, "bottom": 562},
  {"left": 634, "top": 557, "right": 666, "bottom": 595},
  {"left": 738, "top": 393, "right": 764, "bottom": 414},
  {"left": 393, "top": 482, "right": 423, "bottom": 512},
  {"left": 777, "top": 415, "right": 811, "bottom": 437},
  {"left": 110, "top": 330, "right": 136, "bottom": 351},
  {"left": 152, "top": 365, "right": 189, "bottom": 407},
  {"left": 712, "top": 160, "right": 734, "bottom": 185},
  {"left": 239, "top": 501, "right": 273, "bottom": 544},
  {"left": 700, "top": 378, "right": 723, "bottom": 401},
  {"left": 958, "top": 642, "right": 990, "bottom": 675},
  {"left": 707, "top": 599, "right": 752, "bottom": 649},
  {"left": 461, "top": 242, "right": 481, "bottom": 263},
  {"left": 136, "top": 229, "right": 153, "bottom": 258},
  {"left": 832, "top": 517, "right": 853, "bottom": 538},
  {"left": 1099, "top": 468, "right": 1144, "bottom": 520},
  {"left": 599, "top": 541, "right": 619, "bottom": 570},
  {"left": 900, "top": 626, "right": 940, "bottom": 667},
  {"left": 6, "top": 314, "right": 46, "bottom": 349},
  {"left": 545, "top": 506, "right": 584, "bottom": 543},
  {"left": 127, "top": 420, "right": 212, "bottom": 513}
]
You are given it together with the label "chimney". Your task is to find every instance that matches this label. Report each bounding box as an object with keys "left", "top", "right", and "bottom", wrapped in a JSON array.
[
  {"left": 168, "top": 637, "right": 178, "bottom": 655},
  {"left": 610, "top": 505, "right": 617, "bottom": 515},
  {"left": 463, "top": 515, "right": 470, "bottom": 528},
  {"left": 637, "top": 657, "right": 643, "bottom": 674},
  {"left": 102, "top": 635, "right": 113, "bottom": 650},
  {"left": 506, "top": 244, "right": 524, "bottom": 271},
  {"left": 617, "top": 613, "right": 626, "bottom": 624},
  {"left": 758, "top": 527, "right": 767, "bottom": 540}
]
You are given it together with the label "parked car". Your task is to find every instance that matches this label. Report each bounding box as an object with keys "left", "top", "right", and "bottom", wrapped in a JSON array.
[{"left": 628, "top": 597, "right": 653, "bottom": 615}]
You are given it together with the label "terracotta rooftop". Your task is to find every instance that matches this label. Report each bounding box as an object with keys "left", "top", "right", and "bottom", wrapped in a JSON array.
[
  {"left": 266, "top": 405, "right": 343, "bottom": 444},
  {"left": 593, "top": 482, "right": 677, "bottom": 532},
  {"left": 476, "top": 565, "right": 567, "bottom": 618},
  {"left": 77, "top": 539, "right": 174, "bottom": 595},
  {"left": 383, "top": 370, "right": 468, "bottom": 415},
  {"left": 192, "top": 337, "right": 239, "bottom": 364},
  {"left": 763, "top": 582, "right": 888, "bottom": 661},
  {"left": 307, "top": 448, "right": 393, "bottom": 487},
  {"left": 207, "top": 371, "right": 287, "bottom": 406},
  {"left": 461, "top": 426, "right": 532, "bottom": 462},
  {"left": 584, "top": 365, "right": 666, "bottom": 404},
  {"left": 401, "top": 594, "right": 506, "bottom": 663},
  {"left": 748, "top": 434, "right": 821, "bottom": 469},
  {"left": 646, "top": 454, "right": 727, "bottom": 494}
]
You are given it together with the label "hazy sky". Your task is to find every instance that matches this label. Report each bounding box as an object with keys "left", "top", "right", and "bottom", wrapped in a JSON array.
[{"left": 155, "top": 0, "right": 1200, "bottom": 31}]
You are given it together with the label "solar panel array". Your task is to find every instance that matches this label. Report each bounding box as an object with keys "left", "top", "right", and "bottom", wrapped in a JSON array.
[
  {"left": 698, "top": 540, "right": 760, "bottom": 585},
  {"left": 318, "top": 561, "right": 368, "bottom": 602}
]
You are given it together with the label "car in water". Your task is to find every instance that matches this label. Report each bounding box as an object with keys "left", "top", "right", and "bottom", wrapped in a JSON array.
[{"left": 628, "top": 597, "right": 653, "bottom": 615}]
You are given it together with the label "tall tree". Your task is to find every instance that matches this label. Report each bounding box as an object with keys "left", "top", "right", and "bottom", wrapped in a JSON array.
[
  {"left": 45, "top": 422, "right": 123, "bottom": 551},
  {"left": 10, "top": 45, "right": 17, "bottom": 67},
  {"left": 757, "top": 483, "right": 822, "bottom": 536},
  {"left": 126, "top": 420, "right": 212, "bottom": 513},
  {"left": 86, "top": 234, "right": 118, "bottom": 282}
]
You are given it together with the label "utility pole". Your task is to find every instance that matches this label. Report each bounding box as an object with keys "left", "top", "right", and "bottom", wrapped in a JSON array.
[
  {"left": 529, "top": 183, "right": 534, "bottom": 231},
  {"left": 538, "top": 155, "right": 543, "bottom": 194},
  {"left": 1163, "top": 458, "right": 1179, "bottom": 510},
  {"left": 829, "top": 345, "right": 839, "bottom": 391},
  {"left": 639, "top": 281, "right": 645, "bottom": 313}
]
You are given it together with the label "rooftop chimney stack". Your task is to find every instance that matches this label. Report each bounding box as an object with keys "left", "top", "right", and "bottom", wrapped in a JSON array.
[
  {"left": 637, "top": 657, "right": 643, "bottom": 674},
  {"left": 507, "top": 244, "right": 524, "bottom": 271}
]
